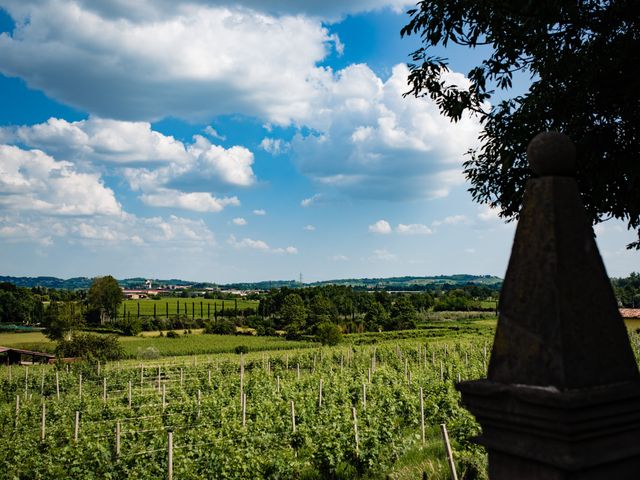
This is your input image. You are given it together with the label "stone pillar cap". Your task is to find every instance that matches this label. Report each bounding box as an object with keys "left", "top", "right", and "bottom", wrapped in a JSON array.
[{"left": 527, "top": 131, "right": 576, "bottom": 176}]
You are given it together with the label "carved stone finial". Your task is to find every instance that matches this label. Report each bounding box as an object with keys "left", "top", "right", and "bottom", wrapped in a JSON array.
[{"left": 527, "top": 131, "right": 576, "bottom": 176}]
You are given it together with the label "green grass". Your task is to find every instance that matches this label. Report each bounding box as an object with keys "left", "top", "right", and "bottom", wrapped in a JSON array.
[
  {"left": 119, "top": 298, "right": 259, "bottom": 318},
  {"left": 119, "top": 333, "right": 312, "bottom": 358}
]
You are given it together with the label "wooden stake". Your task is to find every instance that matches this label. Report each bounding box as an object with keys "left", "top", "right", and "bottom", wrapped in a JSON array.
[
  {"left": 162, "top": 384, "right": 166, "bottom": 410},
  {"left": 240, "top": 354, "right": 244, "bottom": 406},
  {"left": 197, "top": 390, "right": 201, "bottom": 418},
  {"left": 140, "top": 364, "right": 144, "bottom": 386},
  {"left": 40, "top": 401, "right": 46, "bottom": 443},
  {"left": 276, "top": 376, "right": 280, "bottom": 393},
  {"left": 242, "top": 393, "right": 247, "bottom": 427},
  {"left": 97, "top": 361, "right": 101, "bottom": 376},
  {"left": 208, "top": 369, "right": 212, "bottom": 386},
  {"left": 352, "top": 407, "right": 359, "bottom": 455},
  {"left": 55, "top": 371, "right": 60, "bottom": 401},
  {"left": 79, "top": 373, "right": 82, "bottom": 399},
  {"left": 115, "top": 421, "right": 121, "bottom": 459},
  {"left": 180, "top": 368, "right": 183, "bottom": 387},
  {"left": 318, "top": 379, "right": 323, "bottom": 408},
  {"left": 128, "top": 381, "right": 132, "bottom": 408},
  {"left": 296, "top": 363, "right": 300, "bottom": 380},
  {"left": 419, "top": 388, "right": 425, "bottom": 444},
  {"left": 74, "top": 410, "right": 79, "bottom": 443},
  {"left": 440, "top": 423, "right": 458, "bottom": 480},
  {"left": 290, "top": 400, "right": 296, "bottom": 433},
  {"left": 440, "top": 361, "right": 444, "bottom": 381},
  {"left": 40, "top": 369, "right": 45, "bottom": 395},
  {"left": 362, "top": 383, "right": 367, "bottom": 410},
  {"left": 157, "top": 366, "right": 161, "bottom": 392},
  {"left": 103, "top": 377, "right": 107, "bottom": 403},
  {"left": 368, "top": 368, "right": 371, "bottom": 383},
  {"left": 168, "top": 431, "right": 173, "bottom": 480}
]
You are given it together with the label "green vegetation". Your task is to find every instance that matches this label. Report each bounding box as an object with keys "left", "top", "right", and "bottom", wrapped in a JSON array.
[
  {"left": 0, "top": 336, "right": 491, "bottom": 479},
  {"left": 118, "top": 298, "right": 258, "bottom": 319},
  {"left": 613, "top": 273, "right": 640, "bottom": 308}
]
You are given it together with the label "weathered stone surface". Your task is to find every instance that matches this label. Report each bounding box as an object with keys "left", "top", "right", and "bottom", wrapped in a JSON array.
[
  {"left": 488, "top": 175, "right": 638, "bottom": 389},
  {"left": 527, "top": 131, "right": 577, "bottom": 176},
  {"left": 457, "top": 132, "right": 640, "bottom": 479}
]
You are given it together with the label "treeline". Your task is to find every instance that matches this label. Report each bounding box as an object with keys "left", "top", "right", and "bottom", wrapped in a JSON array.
[
  {"left": 613, "top": 273, "right": 640, "bottom": 308},
  {"left": 251, "top": 284, "right": 498, "bottom": 338}
]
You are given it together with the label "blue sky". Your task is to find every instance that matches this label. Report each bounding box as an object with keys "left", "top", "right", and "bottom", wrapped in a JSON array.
[{"left": 0, "top": 0, "right": 636, "bottom": 283}]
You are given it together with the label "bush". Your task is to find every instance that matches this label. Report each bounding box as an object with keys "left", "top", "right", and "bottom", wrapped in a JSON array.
[
  {"left": 116, "top": 317, "right": 142, "bottom": 336},
  {"left": 55, "top": 333, "right": 124, "bottom": 361},
  {"left": 136, "top": 346, "right": 160, "bottom": 360},
  {"left": 315, "top": 322, "right": 342, "bottom": 346},
  {"left": 204, "top": 319, "right": 236, "bottom": 335},
  {"left": 234, "top": 345, "right": 249, "bottom": 354},
  {"left": 166, "top": 330, "right": 179, "bottom": 338}
]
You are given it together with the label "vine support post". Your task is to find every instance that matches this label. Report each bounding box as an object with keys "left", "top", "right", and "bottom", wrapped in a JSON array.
[
  {"left": 290, "top": 400, "right": 296, "bottom": 433},
  {"left": 420, "top": 387, "right": 425, "bottom": 444},
  {"left": 440, "top": 423, "right": 458, "bottom": 480},
  {"left": 352, "top": 407, "right": 359, "bottom": 455},
  {"left": 168, "top": 431, "right": 173, "bottom": 480},
  {"left": 74, "top": 410, "right": 79, "bottom": 443}
]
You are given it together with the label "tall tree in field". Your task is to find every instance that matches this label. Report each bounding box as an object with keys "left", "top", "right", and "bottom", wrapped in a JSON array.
[
  {"left": 43, "top": 302, "right": 84, "bottom": 340},
  {"left": 87, "top": 275, "right": 124, "bottom": 324},
  {"left": 402, "top": 1, "right": 640, "bottom": 248},
  {"left": 280, "top": 293, "right": 307, "bottom": 334}
]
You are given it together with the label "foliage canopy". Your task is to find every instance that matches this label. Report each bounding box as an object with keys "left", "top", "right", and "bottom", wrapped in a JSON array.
[{"left": 402, "top": 0, "right": 640, "bottom": 248}]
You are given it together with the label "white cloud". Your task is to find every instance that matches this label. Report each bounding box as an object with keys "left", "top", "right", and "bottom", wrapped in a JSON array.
[
  {"left": 478, "top": 205, "right": 501, "bottom": 222},
  {"left": 371, "top": 248, "right": 396, "bottom": 261},
  {"left": 396, "top": 223, "right": 433, "bottom": 235},
  {"left": 273, "top": 246, "right": 298, "bottom": 254},
  {"left": 0, "top": 211, "right": 215, "bottom": 248},
  {"left": 464, "top": 248, "right": 476, "bottom": 254},
  {"left": 228, "top": 234, "right": 297, "bottom": 254},
  {"left": 0, "top": 2, "right": 340, "bottom": 124},
  {"left": 330, "top": 254, "right": 349, "bottom": 261},
  {"left": 301, "top": 194, "right": 323, "bottom": 207},
  {"left": 291, "top": 64, "right": 481, "bottom": 200},
  {"left": 252, "top": 209, "right": 267, "bottom": 216},
  {"left": 140, "top": 189, "right": 240, "bottom": 213},
  {"left": 260, "top": 137, "right": 289, "bottom": 155},
  {"left": 204, "top": 126, "right": 225, "bottom": 141},
  {"left": 369, "top": 219, "right": 392, "bottom": 234},
  {"left": 432, "top": 215, "right": 467, "bottom": 227},
  {"left": 0, "top": 144, "right": 121, "bottom": 216},
  {"left": 2, "top": 118, "right": 257, "bottom": 198},
  {"left": 1, "top": 117, "right": 188, "bottom": 165},
  {"left": 303, "top": 224, "right": 316, "bottom": 231},
  {"left": 232, "top": 217, "right": 247, "bottom": 226}
]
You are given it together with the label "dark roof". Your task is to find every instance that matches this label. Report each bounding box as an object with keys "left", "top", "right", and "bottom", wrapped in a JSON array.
[{"left": 0, "top": 346, "right": 55, "bottom": 358}]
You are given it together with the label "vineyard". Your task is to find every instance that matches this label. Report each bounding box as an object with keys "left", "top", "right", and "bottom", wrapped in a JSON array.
[
  {"left": 118, "top": 298, "right": 260, "bottom": 320},
  {"left": 0, "top": 338, "right": 495, "bottom": 479}
]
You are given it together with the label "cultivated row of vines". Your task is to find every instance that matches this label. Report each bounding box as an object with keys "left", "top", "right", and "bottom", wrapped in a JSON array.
[{"left": 0, "top": 340, "right": 492, "bottom": 479}]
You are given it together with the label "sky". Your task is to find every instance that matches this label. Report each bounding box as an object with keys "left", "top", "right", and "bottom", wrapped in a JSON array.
[{"left": 0, "top": 0, "right": 636, "bottom": 283}]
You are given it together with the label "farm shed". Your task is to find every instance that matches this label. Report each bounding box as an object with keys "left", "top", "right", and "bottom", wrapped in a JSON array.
[{"left": 0, "top": 346, "right": 55, "bottom": 365}]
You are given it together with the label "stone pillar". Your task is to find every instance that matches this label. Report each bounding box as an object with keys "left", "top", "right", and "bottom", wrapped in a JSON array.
[{"left": 457, "top": 132, "right": 640, "bottom": 479}]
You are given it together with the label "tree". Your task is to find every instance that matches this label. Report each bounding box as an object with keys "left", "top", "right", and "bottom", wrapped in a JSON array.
[
  {"left": 389, "top": 296, "right": 418, "bottom": 330},
  {"left": 364, "top": 301, "right": 390, "bottom": 332},
  {"left": 280, "top": 293, "right": 307, "bottom": 334},
  {"left": 42, "top": 301, "right": 84, "bottom": 340},
  {"left": 402, "top": 1, "right": 640, "bottom": 248},
  {"left": 87, "top": 276, "right": 124, "bottom": 324}
]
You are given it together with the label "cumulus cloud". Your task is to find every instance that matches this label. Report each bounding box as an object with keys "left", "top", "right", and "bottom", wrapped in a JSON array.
[
  {"left": 228, "top": 234, "right": 297, "bottom": 254},
  {"left": 396, "top": 223, "right": 433, "bottom": 235},
  {"left": 232, "top": 217, "right": 247, "bottom": 226},
  {"left": 0, "top": 144, "right": 121, "bottom": 216},
  {"left": 260, "top": 137, "right": 290, "bottom": 155},
  {"left": 330, "top": 254, "right": 349, "bottom": 261},
  {"left": 301, "top": 194, "right": 323, "bottom": 207},
  {"left": 204, "top": 126, "right": 225, "bottom": 141},
  {"left": 0, "top": 2, "right": 341, "bottom": 124},
  {"left": 2, "top": 118, "right": 257, "bottom": 211},
  {"left": 478, "top": 205, "right": 501, "bottom": 222},
  {"left": 139, "top": 189, "right": 240, "bottom": 213},
  {"left": 0, "top": 211, "right": 215, "bottom": 247},
  {"left": 291, "top": 64, "right": 481, "bottom": 200},
  {"left": 252, "top": 209, "right": 267, "bottom": 216},
  {"left": 0, "top": 117, "right": 188, "bottom": 165},
  {"left": 368, "top": 219, "right": 392, "bottom": 234},
  {"left": 304, "top": 224, "right": 316, "bottom": 231}
]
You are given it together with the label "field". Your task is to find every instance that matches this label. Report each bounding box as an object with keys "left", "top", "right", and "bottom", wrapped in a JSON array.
[
  {"left": 0, "top": 337, "right": 491, "bottom": 479},
  {"left": 118, "top": 298, "right": 259, "bottom": 319},
  {"left": 1, "top": 320, "right": 638, "bottom": 479}
]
